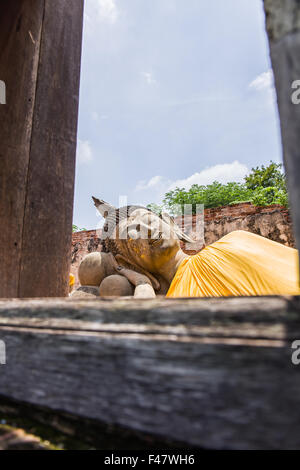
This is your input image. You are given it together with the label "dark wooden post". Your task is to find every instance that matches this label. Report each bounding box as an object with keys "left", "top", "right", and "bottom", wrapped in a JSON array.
[
  {"left": 264, "top": 0, "right": 300, "bottom": 263},
  {"left": 0, "top": 0, "right": 84, "bottom": 297}
]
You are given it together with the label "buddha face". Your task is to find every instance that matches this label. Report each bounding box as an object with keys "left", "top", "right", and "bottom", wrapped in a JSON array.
[
  {"left": 93, "top": 197, "right": 194, "bottom": 278},
  {"left": 114, "top": 208, "right": 181, "bottom": 273}
]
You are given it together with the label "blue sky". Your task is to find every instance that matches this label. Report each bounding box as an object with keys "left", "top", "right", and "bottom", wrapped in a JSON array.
[{"left": 73, "top": 0, "right": 282, "bottom": 230}]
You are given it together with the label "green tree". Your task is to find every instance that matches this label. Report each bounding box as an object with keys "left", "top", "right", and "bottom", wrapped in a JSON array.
[
  {"left": 72, "top": 224, "right": 87, "bottom": 233},
  {"left": 163, "top": 182, "right": 253, "bottom": 214},
  {"left": 152, "top": 161, "right": 289, "bottom": 214},
  {"left": 146, "top": 203, "right": 164, "bottom": 215},
  {"left": 251, "top": 187, "right": 288, "bottom": 207},
  {"left": 245, "top": 161, "right": 286, "bottom": 191}
]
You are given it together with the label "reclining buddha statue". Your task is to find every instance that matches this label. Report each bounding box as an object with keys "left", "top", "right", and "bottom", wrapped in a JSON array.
[{"left": 75, "top": 197, "right": 300, "bottom": 298}]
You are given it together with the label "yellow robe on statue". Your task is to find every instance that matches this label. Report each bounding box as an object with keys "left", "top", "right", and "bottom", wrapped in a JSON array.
[{"left": 167, "top": 230, "right": 300, "bottom": 298}]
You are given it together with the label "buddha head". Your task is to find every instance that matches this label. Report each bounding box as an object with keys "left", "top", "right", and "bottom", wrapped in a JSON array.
[{"left": 93, "top": 197, "right": 195, "bottom": 291}]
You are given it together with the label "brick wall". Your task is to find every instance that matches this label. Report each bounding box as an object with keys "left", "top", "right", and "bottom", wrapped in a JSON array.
[
  {"left": 71, "top": 203, "right": 294, "bottom": 287},
  {"left": 71, "top": 230, "right": 102, "bottom": 288},
  {"left": 176, "top": 202, "right": 294, "bottom": 254}
]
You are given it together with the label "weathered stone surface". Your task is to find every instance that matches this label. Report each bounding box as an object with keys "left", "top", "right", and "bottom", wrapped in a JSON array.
[
  {"left": 176, "top": 203, "right": 294, "bottom": 254},
  {"left": 99, "top": 275, "right": 134, "bottom": 297},
  {"left": 71, "top": 204, "right": 294, "bottom": 287},
  {"left": 70, "top": 285, "right": 99, "bottom": 299},
  {"left": 71, "top": 231, "right": 103, "bottom": 288}
]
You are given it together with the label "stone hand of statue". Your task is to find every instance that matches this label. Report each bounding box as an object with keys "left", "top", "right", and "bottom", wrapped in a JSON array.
[{"left": 108, "top": 253, "right": 156, "bottom": 299}]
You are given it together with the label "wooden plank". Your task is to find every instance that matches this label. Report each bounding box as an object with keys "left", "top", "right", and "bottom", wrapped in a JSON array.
[
  {"left": 264, "top": 0, "right": 300, "bottom": 258},
  {"left": 18, "top": 0, "right": 84, "bottom": 297},
  {"left": 0, "top": 296, "right": 299, "bottom": 449},
  {"left": 0, "top": 0, "right": 45, "bottom": 297},
  {"left": 0, "top": 0, "right": 84, "bottom": 298}
]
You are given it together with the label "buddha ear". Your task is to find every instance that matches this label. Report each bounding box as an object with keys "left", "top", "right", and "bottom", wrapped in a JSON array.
[
  {"left": 92, "top": 197, "right": 116, "bottom": 218},
  {"left": 161, "top": 212, "right": 196, "bottom": 244}
]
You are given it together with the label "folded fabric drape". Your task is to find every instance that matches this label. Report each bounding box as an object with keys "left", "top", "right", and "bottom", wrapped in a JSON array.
[{"left": 167, "top": 230, "right": 300, "bottom": 297}]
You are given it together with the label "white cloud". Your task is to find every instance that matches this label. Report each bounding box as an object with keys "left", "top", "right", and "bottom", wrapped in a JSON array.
[
  {"left": 77, "top": 140, "right": 93, "bottom": 164},
  {"left": 141, "top": 71, "right": 157, "bottom": 86},
  {"left": 85, "top": 0, "right": 118, "bottom": 25},
  {"left": 135, "top": 161, "right": 249, "bottom": 197},
  {"left": 249, "top": 69, "right": 274, "bottom": 92},
  {"left": 97, "top": 0, "right": 118, "bottom": 23},
  {"left": 136, "top": 175, "right": 164, "bottom": 191},
  {"left": 169, "top": 161, "right": 249, "bottom": 190},
  {"left": 92, "top": 111, "right": 108, "bottom": 121}
]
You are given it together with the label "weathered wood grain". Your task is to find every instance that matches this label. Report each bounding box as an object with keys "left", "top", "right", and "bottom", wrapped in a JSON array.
[
  {"left": 264, "top": 0, "right": 300, "bottom": 257},
  {"left": 18, "top": 0, "right": 84, "bottom": 297},
  {"left": 0, "top": 395, "right": 190, "bottom": 450},
  {"left": 0, "top": 296, "right": 299, "bottom": 449},
  {"left": 0, "top": 0, "right": 45, "bottom": 297},
  {"left": 0, "top": 0, "right": 84, "bottom": 298}
]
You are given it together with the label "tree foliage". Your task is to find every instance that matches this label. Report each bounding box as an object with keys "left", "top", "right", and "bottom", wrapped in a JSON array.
[
  {"left": 72, "top": 224, "right": 87, "bottom": 233},
  {"left": 244, "top": 161, "right": 286, "bottom": 191},
  {"left": 150, "top": 162, "right": 289, "bottom": 215},
  {"left": 146, "top": 203, "right": 164, "bottom": 215}
]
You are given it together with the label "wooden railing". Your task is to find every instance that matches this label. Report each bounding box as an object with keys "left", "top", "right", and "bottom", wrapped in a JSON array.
[{"left": 0, "top": 296, "right": 299, "bottom": 449}]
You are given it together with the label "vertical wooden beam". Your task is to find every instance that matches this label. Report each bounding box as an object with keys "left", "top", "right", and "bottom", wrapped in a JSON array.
[
  {"left": 0, "top": 0, "right": 45, "bottom": 298},
  {"left": 0, "top": 0, "right": 84, "bottom": 297},
  {"left": 264, "top": 0, "right": 300, "bottom": 261},
  {"left": 19, "top": 0, "right": 84, "bottom": 297}
]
